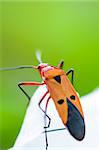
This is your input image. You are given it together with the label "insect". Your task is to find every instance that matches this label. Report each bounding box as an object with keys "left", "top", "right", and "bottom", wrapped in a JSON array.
[{"left": 0, "top": 52, "right": 85, "bottom": 150}]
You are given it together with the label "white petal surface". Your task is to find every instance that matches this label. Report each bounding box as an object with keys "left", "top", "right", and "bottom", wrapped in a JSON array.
[
  {"left": 10, "top": 87, "right": 99, "bottom": 150},
  {"left": 11, "top": 85, "right": 47, "bottom": 149}
]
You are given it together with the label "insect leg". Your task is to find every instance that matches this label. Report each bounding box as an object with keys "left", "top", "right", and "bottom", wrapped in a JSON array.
[
  {"left": 44, "top": 97, "right": 51, "bottom": 150},
  {"left": 45, "top": 127, "right": 66, "bottom": 133},
  {"left": 38, "top": 93, "right": 51, "bottom": 150},
  {"left": 66, "top": 68, "right": 74, "bottom": 85},
  {"left": 57, "top": 60, "right": 64, "bottom": 69},
  {"left": 18, "top": 82, "right": 45, "bottom": 101},
  {"left": 44, "top": 96, "right": 51, "bottom": 128},
  {"left": 38, "top": 91, "right": 51, "bottom": 128}
]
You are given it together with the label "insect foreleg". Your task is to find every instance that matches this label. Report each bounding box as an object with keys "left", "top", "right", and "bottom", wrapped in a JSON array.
[
  {"left": 18, "top": 82, "right": 45, "bottom": 101},
  {"left": 66, "top": 68, "right": 74, "bottom": 85},
  {"left": 18, "top": 83, "right": 31, "bottom": 101}
]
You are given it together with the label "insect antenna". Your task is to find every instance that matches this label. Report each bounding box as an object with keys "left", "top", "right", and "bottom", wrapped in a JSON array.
[
  {"left": 0, "top": 51, "right": 43, "bottom": 71},
  {"left": 36, "top": 50, "right": 42, "bottom": 64},
  {"left": 0, "top": 66, "right": 33, "bottom": 71}
]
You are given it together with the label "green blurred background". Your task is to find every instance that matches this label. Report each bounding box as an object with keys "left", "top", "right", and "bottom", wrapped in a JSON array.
[{"left": 0, "top": 1, "right": 99, "bottom": 149}]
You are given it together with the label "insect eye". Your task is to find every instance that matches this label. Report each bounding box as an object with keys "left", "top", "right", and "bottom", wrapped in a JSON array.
[
  {"left": 54, "top": 75, "right": 61, "bottom": 83},
  {"left": 38, "top": 66, "right": 40, "bottom": 69},
  {"left": 70, "top": 95, "right": 75, "bottom": 100}
]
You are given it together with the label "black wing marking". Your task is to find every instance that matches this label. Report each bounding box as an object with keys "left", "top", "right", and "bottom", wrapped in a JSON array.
[
  {"left": 66, "top": 98, "right": 85, "bottom": 141},
  {"left": 53, "top": 75, "right": 61, "bottom": 83}
]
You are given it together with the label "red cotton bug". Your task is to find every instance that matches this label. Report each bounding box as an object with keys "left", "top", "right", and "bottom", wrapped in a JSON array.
[{"left": 0, "top": 52, "right": 85, "bottom": 150}]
